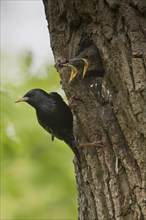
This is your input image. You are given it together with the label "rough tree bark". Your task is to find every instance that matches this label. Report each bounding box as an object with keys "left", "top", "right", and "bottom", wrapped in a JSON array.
[{"left": 42, "top": 0, "right": 146, "bottom": 219}]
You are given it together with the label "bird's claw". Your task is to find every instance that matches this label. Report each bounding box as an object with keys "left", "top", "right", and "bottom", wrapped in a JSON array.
[{"left": 68, "top": 95, "right": 76, "bottom": 108}]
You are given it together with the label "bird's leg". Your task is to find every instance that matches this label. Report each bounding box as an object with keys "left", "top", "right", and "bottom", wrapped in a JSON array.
[
  {"left": 80, "top": 138, "right": 102, "bottom": 148},
  {"left": 68, "top": 94, "right": 76, "bottom": 108},
  {"left": 51, "top": 135, "right": 55, "bottom": 142}
]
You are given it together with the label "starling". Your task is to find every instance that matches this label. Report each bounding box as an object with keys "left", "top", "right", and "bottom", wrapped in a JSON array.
[
  {"left": 62, "top": 46, "right": 104, "bottom": 82},
  {"left": 15, "top": 89, "right": 80, "bottom": 161}
]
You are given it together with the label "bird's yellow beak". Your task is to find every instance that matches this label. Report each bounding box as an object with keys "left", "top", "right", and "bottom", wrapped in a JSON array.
[
  {"left": 62, "top": 63, "right": 78, "bottom": 82},
  {"left": 15, "top": 97, "right": 29, "bottom": 103},
  {"left": 80, "top": 58, "right": 88, "bottom": 78},
  {"left": 68, "top": 64, "right": 78, "bottom": 82}
]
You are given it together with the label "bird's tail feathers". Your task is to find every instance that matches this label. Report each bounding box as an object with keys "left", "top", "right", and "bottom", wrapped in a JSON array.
[{"left": 65, "top": 135, "right": 80, "bottom": 163}]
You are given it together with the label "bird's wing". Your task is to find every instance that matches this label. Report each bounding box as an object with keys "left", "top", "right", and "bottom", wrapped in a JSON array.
[{"left": 49, "top": 92, "right": 64, "bottom": 102}]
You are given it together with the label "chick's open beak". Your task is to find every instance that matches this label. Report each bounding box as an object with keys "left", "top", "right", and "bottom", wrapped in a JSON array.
[
  {"left": 62, "top": 63, "right": 78, "bottom": 82},
  {"left": 15, "top": 97, "right": 29, "bottom": 103},
  {"left": 80, "top": 58, "right": 88, "bottom": 78},
  {"left": 68, "top": 65, "right": 78, "bottom": 82}
]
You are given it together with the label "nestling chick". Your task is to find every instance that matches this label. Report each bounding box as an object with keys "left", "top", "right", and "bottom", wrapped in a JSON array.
[{"left": 62, "top": 46, "right": 104, "bottom": 82}]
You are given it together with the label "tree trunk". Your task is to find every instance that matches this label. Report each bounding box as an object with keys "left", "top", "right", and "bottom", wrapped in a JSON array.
[{"left": 42, "top": 0, "right": 146, "bottom": 219}]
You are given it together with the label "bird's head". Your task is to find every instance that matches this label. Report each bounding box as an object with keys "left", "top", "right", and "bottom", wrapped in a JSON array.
[{"left": 15, "top": 89, "right": 48, "bottom": 108}]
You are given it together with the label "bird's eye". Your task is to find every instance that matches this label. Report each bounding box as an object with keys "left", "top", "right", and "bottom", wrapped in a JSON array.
[
  {"left": 30, "top": 93, "right": 34, "bottom": 97},
  {"left": 29, "top": 92, "right": 36, "bottom": 98}
]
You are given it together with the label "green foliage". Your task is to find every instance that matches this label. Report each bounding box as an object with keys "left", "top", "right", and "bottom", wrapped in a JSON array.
[{"left": 1, "top": 52, "right": 78, "bottom": 219}]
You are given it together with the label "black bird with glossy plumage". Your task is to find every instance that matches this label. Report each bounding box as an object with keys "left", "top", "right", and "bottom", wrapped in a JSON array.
[{"left": 15, "top": 89, "right": 80, "bottom": 161}]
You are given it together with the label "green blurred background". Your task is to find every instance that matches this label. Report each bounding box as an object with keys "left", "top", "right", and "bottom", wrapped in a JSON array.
[
  {"left": 1, "top": 1, "right": 78, "bottom": 219},
  {"left": 1, "top": 52, "right": 78, "bottom": 219}
]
